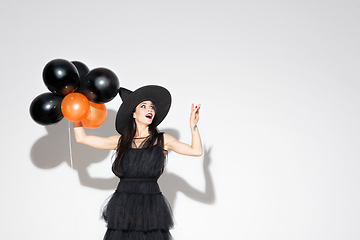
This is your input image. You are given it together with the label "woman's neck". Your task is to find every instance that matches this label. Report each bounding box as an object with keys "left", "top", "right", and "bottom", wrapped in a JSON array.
[{"left": 134, "top": 123, "right": 150, "bottom": 138}]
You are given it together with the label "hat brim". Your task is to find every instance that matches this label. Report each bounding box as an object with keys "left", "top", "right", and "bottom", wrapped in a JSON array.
[{"left": 115, "top": 85, "right": 171, "bottom": 135}]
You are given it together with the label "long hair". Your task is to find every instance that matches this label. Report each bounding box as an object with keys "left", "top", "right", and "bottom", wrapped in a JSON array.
[{"left": 112, "top": 112, "right": 159, "bottom": 176}]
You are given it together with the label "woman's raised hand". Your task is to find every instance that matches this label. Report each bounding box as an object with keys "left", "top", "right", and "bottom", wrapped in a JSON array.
[
  {"left": 163, "top": 103, "right": 202, "bottom": 156},
  {"left": 190, "top": 103, "right": 201, "bottom": 130}
]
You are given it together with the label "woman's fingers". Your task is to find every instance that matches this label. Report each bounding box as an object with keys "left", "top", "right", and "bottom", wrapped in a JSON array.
[
  {"left": 195, "top": 104, "right": 201, "bottom": 114},
  {"left": 190, "top": 104, "right": 201, "bottom": 125},
  {"left": 193, "top": 104, "right": 201, "bottom": 116}
]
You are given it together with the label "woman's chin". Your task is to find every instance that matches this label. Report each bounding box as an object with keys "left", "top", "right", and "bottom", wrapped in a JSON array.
[{"left": 137, "top": 118, "right": 153, "bottom": 126}]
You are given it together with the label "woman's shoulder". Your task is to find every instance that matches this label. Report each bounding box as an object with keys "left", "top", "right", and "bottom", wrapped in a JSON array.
[
  {"left": 162, "top": 132, "right": 175, "bottom": 141},
  {"left": 109, "top": 135, "right": 121, "bottom": 141},
  {"left": 162, "top": 132, "right": 177, "bottom": 150},
  {"left": 108, "top": 135, "right": 121, "bottom": 147}
]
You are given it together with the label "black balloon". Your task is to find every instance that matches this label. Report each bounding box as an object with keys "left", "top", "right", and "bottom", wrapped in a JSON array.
[
  {"left": 30, "top": 93, "right": 64, "bottom": 125},
  {"left": 80, "top": 67, "right": 119, "bottom": 103},
  {"left": 43, "top": 59, "right": 80, "bottom": 96},
  {"left": 72, "top": 61, "right": 90, "bottom": 81}
]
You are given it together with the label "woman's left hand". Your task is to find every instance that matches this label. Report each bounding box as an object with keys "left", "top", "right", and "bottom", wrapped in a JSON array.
[{"left": 190, "top": 103, "right": 201, "bottom": 128}]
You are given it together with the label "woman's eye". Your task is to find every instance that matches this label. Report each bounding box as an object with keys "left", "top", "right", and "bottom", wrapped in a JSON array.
[{"left": 140, "top": 105, "right": 145, "bottom": 108}]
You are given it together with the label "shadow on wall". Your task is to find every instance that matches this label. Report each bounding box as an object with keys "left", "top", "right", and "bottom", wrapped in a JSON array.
[
  {"left": 30, "top": 110, "right": 216, "bottom": 210},
  {"left": 159, "top": 128, "right": 216, "bottom": 210}
]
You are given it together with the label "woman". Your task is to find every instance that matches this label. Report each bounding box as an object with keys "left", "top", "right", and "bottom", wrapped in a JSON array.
[{"left": 73, "top": 85, "right": 202, "bottom": 240}]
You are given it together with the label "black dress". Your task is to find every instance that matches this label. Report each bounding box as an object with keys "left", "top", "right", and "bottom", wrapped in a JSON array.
[{"left": 102, "top": 133, "right": 173, "bottom": 240}]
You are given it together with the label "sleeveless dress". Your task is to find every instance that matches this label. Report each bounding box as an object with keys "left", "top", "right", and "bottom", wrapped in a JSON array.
[{"left": 102, "top": 133, "right": 173, "bottom": 240}]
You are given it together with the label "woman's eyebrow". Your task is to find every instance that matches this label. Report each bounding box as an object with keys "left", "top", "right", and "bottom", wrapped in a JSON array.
[{"left": 139, "top": 102, "right": 155, "bottom": 107}]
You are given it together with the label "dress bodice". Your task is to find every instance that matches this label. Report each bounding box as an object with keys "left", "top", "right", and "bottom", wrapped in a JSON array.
[{"left": 112, "top": 133, "right": 166, "bottom": 179}]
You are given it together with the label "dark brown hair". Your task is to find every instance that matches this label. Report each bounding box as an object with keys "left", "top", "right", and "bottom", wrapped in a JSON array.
[{"left": 112, "top": 109, "right": 160, "bottom": 176}]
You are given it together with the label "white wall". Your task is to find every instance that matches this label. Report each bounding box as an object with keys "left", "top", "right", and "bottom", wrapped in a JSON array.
[{"left": 1, "top": 0, "right": 360, "bottom": 239}]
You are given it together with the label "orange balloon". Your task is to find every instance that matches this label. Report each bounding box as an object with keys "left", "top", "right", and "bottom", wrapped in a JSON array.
[
  {"left": 81, "top": 102, "right": 107, "bottom": 129},
  {"left": 61, "top": 93, "right": 90, "bottom": 122}
]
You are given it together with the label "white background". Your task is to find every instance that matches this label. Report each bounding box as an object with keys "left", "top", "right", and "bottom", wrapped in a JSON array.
[{"left": 1, "top": 0, "right": 360, "bottom": 239}]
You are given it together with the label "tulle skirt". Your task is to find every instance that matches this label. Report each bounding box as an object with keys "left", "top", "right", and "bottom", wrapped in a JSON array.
[{"left": 102, "top": 179, "right": 173, "bottom": 240}]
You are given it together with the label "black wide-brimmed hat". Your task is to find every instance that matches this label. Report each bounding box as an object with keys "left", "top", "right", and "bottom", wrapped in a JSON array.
[{"left": 115, "top": 85, "right": 171, "bottom": 135}]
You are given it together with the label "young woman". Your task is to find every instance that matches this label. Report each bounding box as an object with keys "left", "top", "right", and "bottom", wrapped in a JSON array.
[{"left": 73, "top": 85, "right": 202, "bottom": 240}]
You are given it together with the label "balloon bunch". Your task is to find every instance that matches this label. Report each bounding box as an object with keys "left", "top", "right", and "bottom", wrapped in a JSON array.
[{"left": 30, "top": 59, "right": 119, "bottom": 128}]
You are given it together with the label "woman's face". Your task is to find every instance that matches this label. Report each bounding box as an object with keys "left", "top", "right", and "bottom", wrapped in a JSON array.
[{"left": 133, "top": 101, "right": 156, "bottom": 125}]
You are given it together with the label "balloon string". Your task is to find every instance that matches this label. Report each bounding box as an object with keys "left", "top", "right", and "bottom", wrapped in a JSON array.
[
  {"left": 68, "top": 120, "right": 74, "bottom": 170},
  {"left": 68, "top": 121, "right": 80, "bottom": 239}
]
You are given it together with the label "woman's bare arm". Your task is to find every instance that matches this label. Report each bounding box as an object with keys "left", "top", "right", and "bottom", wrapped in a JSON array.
[
  {"left": 73, "top": 122, "right": 120, "bottom": 150},
  {"left": 164, "top": 104, "right": 203, "bottom": 156}
]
